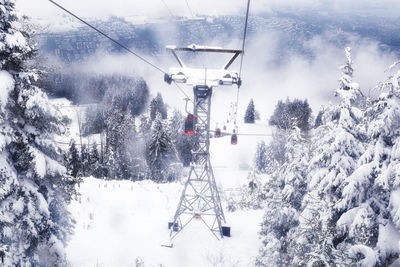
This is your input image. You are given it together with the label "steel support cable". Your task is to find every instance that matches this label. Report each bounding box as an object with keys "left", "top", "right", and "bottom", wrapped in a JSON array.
[
  {"left": 48, "top": 0, "right": 167, "bottom": 75},
  {"left": 160, "top": 0, "right": 175, "bottom": 19},
  {"left": 234, "top": 0, "right": 251, "bottom": 127},
  {"left": 158, "top": 0, "right": 228, "bottom": 127},
  {"left": 160, "top": 0, "right": 207, "bottom": 69},
  {"left": 48, "top": 0, "right": 199, "bottom": 107},
  {"left": 209, "top": 130, "right": 272, "bottom": 137},
  {"left": 239, "top": 0, "right": 251, "bottom": 79},
  {"left": 184, "top": 0, "right": 195, "bottom": 18}
]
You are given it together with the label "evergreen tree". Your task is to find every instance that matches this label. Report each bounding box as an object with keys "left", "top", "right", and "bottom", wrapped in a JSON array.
[
  {"left": 103, "top": 100, "right": 145, "bottom": 180},
  {"left": 139, "top": 114, "right": 152, "bottom": 137},
  {"left": 67, "top": 139, "right": 81, "bottom": 177},
  {"left": 146, "top": 113, "right": 175, "bottom": 182},
  {"left": 104, "top": 98, "right": 124, "bottom": 179},
  {"left": 116, "top": 109, "right": 137, "bottom": 179},
  {"left": 244, "top": 98, "right": 255, "bottom": 123},
  {"left": 0, "top": 2, "right": 79, "bottom": 265},
  {"left": 335, "top": 59, "right": 400, "bottom": 265},
  {"left": 256, "top": 127, "right": 311, "bottom": 266},
  {"left": 294, "top": 47, "right": 365, "bottom": 265},
  {"left": 269, "top": 98, "right": 312, "bottom": 133},
  {"left": 169, "top": 110, "right": 193, "bottom": 167},
  {"left": 254, "top": 141, "right": 268, "bottom": 173},
  {"left": 256, "top": 47, "right": 377, "bottom": 266},
  {"left": 89, "top": 142, "right": 103, "bottom": 178},
  {"left": 150, "top": 92, "right": 167, "bottom": 120},
  {"left": 81, "top": 144, "right": 90, "bottom": 176}
]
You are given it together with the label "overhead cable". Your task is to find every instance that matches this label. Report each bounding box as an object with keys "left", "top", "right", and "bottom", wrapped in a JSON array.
[{"left": 48, "top": 0, "right": 167, "bottom": 75}]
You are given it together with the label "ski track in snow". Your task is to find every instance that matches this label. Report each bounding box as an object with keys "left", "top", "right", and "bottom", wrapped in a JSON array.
[{"left": 66, "top": 121, "right": 270, "bottom": 267}]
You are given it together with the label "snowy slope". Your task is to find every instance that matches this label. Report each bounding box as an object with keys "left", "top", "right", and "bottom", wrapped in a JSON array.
[
  {"left": 67, "top": 179, "right": 263, "bottom": 267},
  {"left": 66, "top": 121, "right": 270, "bottom": 266}
]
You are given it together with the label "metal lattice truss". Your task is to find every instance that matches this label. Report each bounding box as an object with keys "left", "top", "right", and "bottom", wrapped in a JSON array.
[
  {"left": 169, "top": 86, "right": 225, "bottom": 240},
  {"left": 166, "top": 45, "right": 242, "bottom": 240}
]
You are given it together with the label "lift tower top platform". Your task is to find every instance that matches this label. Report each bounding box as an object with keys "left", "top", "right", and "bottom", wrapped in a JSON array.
[
  {"left": 164, "top": 44, "right": 242, "bottom": 88},
  {"left": 165, "top": 44, "right": 242, "bottom": 241}
]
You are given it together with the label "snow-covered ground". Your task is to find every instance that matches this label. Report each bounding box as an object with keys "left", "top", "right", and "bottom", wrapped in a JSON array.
[
  {"left": 66, "top": 178, "right": 263, "bottom": 267},
  {"left": 66, "top": 118, "right": 270, "bottom": 266}
]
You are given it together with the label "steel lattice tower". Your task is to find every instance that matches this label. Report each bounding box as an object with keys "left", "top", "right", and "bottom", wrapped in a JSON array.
[{"left": 164, "top": 45, "right": 242, "bottom": 241}]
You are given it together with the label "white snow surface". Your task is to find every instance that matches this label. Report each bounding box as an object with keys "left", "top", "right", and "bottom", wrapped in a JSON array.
[
  {"left": 349, "top": 245, "right": 378, "bottom": 267},
  {"left": 0, "top": 71, "right": 14, "bottom": 113},
  {"left": 5, "top": 30, "right": 27, "bottom": 49},
  {"left": 390, "top": 188, "right": 400, "bottom": 228},
  {"left": 67, "top": 178, "right": 263, "bottom": 266},
  {"left": 67, "top": 121, "right": 269, "bottom": 266}
]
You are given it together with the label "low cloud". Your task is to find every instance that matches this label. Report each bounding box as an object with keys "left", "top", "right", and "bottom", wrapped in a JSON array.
[{"left": 37, "top": 11, "right": 399, "bottom": 127}]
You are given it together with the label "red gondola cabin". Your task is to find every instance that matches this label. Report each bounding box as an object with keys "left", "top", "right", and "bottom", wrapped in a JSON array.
[
  {"left": 215, "top": 128, "right": 221, "bottom": 137},
  {"left": 231, "top": 134, "right": 238, "bottom": 145},
  {"left": 185, "top": 114, "right": 194, "bottom": 135}
]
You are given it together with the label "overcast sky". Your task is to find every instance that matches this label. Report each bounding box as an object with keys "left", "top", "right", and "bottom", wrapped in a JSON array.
[{"left": 16, "top": 0, "right": 400, "bottom": 21}]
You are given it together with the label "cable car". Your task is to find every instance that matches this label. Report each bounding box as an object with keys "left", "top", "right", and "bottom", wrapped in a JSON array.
[
  {"left": 231, "top": 134, "right": 238, "bottom": 145},
  {"left": 185, "top": 114, "right": 194, "bottom": 135},
  {"left": 215, "top": 128, "right": 221, "bottom": 137}
]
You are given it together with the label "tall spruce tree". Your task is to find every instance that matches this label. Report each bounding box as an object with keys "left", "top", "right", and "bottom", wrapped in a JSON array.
[
  {"left": 295, "top": 47, "right": 365, "bottom": 265},
  {"left": 67, "top": 139, "right": 81, "bottom": 177},
  {"left": 244, "top": 98, "right": 255, "bottom": 123},
  {"left": 104, "top": 99, "right": 140, "bottom": 180},
  {"left": 0, "top": 2, "right": 78, "bottom": 265},
  {"left": 168, "top": 110, "right": 192, "bottom": 167},
  {"left": 269, "top": 98, "right": 312, "bottom": 133},
  {"left": 150, "top": 92, "right": 167, "bottom": 120},
  {"left": 338, "top": 60, "right": 400, "bottom": 266},
  {"left": 256, "top": 127, "right": 311, "bottom": 266},
  {"left": 146, "top": 113, "right": 175, "bottom": 182},
  {"left": 256, "top": 47, "right": 374, "bottom": 266},
  {"left": 254, "top": 141, "right": 268, "bottom": 173},
  {"left": 89, "top": 142, "right": 103, "bottom": 178}
]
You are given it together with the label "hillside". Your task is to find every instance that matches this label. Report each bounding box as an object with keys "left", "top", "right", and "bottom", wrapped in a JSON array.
[{"left": 37, "top": 14, "right": 400, "bottom": 64}]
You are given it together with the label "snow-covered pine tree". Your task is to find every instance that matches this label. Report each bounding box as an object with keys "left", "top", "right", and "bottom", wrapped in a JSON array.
[
  {"left": 295, "top": 47, "right": 365, "bottom": 265},
  {"left": 269, "top": 98, "right": 312, "bottom": 133},
  {"left": 104, "top": 99, "right": 140, "bottom": 180},
  {"left": 150, "top": 92, "right": 167, "bottom": 120},
  {"left": 81, "top": 143, "right": 90, "bottom": 176},
  {"left": 104, "top": 98, "right": 124, "bottom": 179},
  {"left": 146, "top": 113, "right": 175, "bottom": 182},
  {"left": 67, "top": 139, "right": 81, "bottom": 177},
  {"left": 139, "top": 114, "right": 151, "bottom": 138},
  {"left": 89, "top": 142, "right": 105, "bottom": 178},
  {"left": 256, "top": 127, "right": 311, "bottom": 266},
  {"left": 336, "top": 60, "right": 400, "bottom": 266},
  {"left": 244, "top": 98, "right": 255, "bottom": 123},
  {"left": 0, "top": 1, "right": 78, "bottom": 265},
  {"left": 254, "top": 140, "right": 268, "bottom": 173},
  {"left": 116, "top": 108, "right": 137, "bottom": 180},
  {"left": 168, "top": 109, "right": 192, "bottom": 167}
]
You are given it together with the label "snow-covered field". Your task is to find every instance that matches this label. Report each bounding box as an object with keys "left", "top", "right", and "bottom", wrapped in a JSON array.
[
  {"left": 66, "top": 121, "right": 270, "bottom": 267},
  {"left": 66, "top": 178, "right": 263, "bottom": 267}
]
